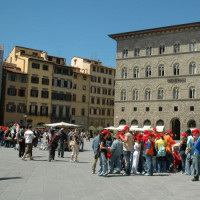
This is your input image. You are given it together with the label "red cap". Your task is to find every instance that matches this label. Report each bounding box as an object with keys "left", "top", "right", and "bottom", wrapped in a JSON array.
[
  {"left": 167, "top": 130, "right": 172, "bottom": 134},
  {"left": 137, "top": 133, "right": 143, "bottom": 138},
  {"left": 153, "top": 127, "right": 157, "bottom": 131},
  {"left": 193, "top": 129, "right": 200, "bottom": 134},
  {"left": 181, "top": 133, "right": 187, "bottom": 137},
  {"left": 102, "top": 130, "right": 108, "bottom": 134},
  {"left": 123, "top": 126, "right": 130, "bottom": 131},
  {"left": 144, "top": 130, "right": 149, "bottom": 134}
]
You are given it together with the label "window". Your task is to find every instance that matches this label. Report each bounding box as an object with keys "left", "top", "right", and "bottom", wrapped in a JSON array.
[
  {"left": 74, "top": 59, "right": 77, "bottom": 65},
  {"left": 158, "top": 65, "right": 164, "bottom": 76},
  {"left": 134, "top": 48, "right": 140, "bottom": 56},
  {"left": 189, "top": 87, "right": 196, "bottom": 99},
  {"left": 119, "top": 119, "right": 126, "bottom": 125},
  {"left": 108, "top": 89, "right": 111, "bottom": 95},
  {"left": 21, "top": 76, "right": 27, "bottom": 83},
  {"left": 173, "top": 63, "right": 179, "bottom": 75},
  {"left": 158, "top": 88, "right": 164, "bottom": 100},
  {"left": 146, "top": 66, "right": 151, "bottom": 77},
  {"left": 133, "top": 67, "right": 139, "bottom": 78},
  {"left": 144, "top": 120, "right": 151, "bottom": 125},
  {"left": 91, "top": 76, "right": 96, "bottom": 82},
  {"left": 121, "top": 107, "right": 125, "bottom": 112},
  {"left": 189, "top": 62, "right": 196, "bottom": 74},
  {"left": 42, "top": 78, "right": 49, "bottom": 85},
  {"left": 102, "top": 109, "right": 105, "bottom": 115},
  {"left": 97, "top": 88, "right": 101, "bottom": 94},
  {"left": 188, "top": 120, "right": 196, "bottom": 128},
  {"left": 74, "top": 74, "right": 77, "bottom": 79},
  {"left": 43, "top": 65, "right": 48, "bottom": 71},
  {"left": 173, "top": 87, "right": 179, "bottom": 99},
  {"left": 102, "top": 98, "right": 105, "bottom": 105},
  {"left": 7, "top": 88, "right": 17, "bottom": 96},
  {"left": 92, "top": 66, "right": 96, "bottom": 71},
  {"left": 104, "top": 68, "right": 108, "bottom": 74},
  {"left": 72, "top": 108, "right": 75, "bottom": 115},
  {"left": 133, "top": 107, "right": 137, "bottom": 112},
  {"left": 52, "top": 106, "right": 56, "bottom": 116},
  {"left": 146, "top": 47, "right": 152, "bottom": 56},
  {"left": 159, "top": 45, "right": 165, "bottom": 54},
  {"left": 31, "top": 76, "right": 39, "bottom": 84},
  {"left": 32, "top": 63, "right": 40, "bottom": 69},
  {"left": 82, "top": 85, "right": 86, "bottom": 90},
  {"left": 146, "top": 107, "right": 149, "bottom": 112},
  {"left": 32, "top": 52, "right": 38, "bottom": 56},
  {"left": 190, "top": 42, "right": 197, "bottom": 52},
  {"left": 91, "top": 86, "right": 96, "bottom": 93},
  {"left": 133, "top": 89, "right": 138, "bottom": 101},
  {"left": 82, "top": 95, "right": 86, "bottom": 102},
  {"left": 122, "top": 67, "right": 127, "bottom": 79},
  {"left": 122, "top": 49, "right": 128, "bottom": 58},
  {"left": 107, "top": 109, "right": 111, "bottom": 116},
  {"left": 97, "top": 98, "right": 100, "bottom": 104},
  {"left": 20, "top": 50, "right": 25, "bottom": 54},
  {"left": 98, "top": 77, "right": 101, "bottom": 83},
  {"left": 56, "top": 58, "right": 60, "bottom": 64},
  {"left": 121, "top": 89, "right": 126, "bottom": 101},
  {"left": 6, "top": 104, "right": 16, "bottom": 112},
  {"left": 174, "top": 106, "right": 178, "bottom": 111},
  {"left": 103, "top": 78, "right": 106, "bottom": 84},
  {"left": 17, "top": 104, "right": 26, "bottom": 113},
  {"left": 59, "top": 106, "right": 63, "bottom": 117},
  {"left": 72, "top": 94, "right": 76, "bottom": 101},
  {"left": 64, "top": 81, "right": 68, "bottom": 88},
  {"left": 29, "top": 105, "right": 37, "bottom": 115},
  {"left": 41, "top": 91, "right": 49, "bottom": 98},
  {"left": 81, "top": 108, "right": 85, "bottom": 116},
  {"left": 145, "top": 89, "right": 151, "bottom": 100},
  {"left": 48, "top": 56, "right": 52, "bottom": 61},
  {"left": 108, "top": 79, "right": 112, "bottom": 85},
  {"left": 30, "top": 89, "right": 38, "bottom": 97},
  {"left": 40, "top": 106, "right": 48, "bottom": 116},
  {"left": 83, "top": 76, "right": 87, "bottom": 80},
  {"left": 73, "top": 84, "right": 77, "bottom": 89},
  {"left": 10, "top": 75, "right": 16, "bottom": 81},
  {"left": 159, "top": 107, "right": 162, "bottom": 111},
  {"left": 18, "top": 88, "right": 25, "bottom": 97},
  {"left": 102, "top": 88, "right": 107, "bottom": 95},
  {"left": 109, "top": 70, "right": 112, "bottom": 75},
  {"left": 190, "top": 106, "right": 194, "bottom": 111},
  {"left": 174, "top": 43, "right": 180, "bottom": 53}
]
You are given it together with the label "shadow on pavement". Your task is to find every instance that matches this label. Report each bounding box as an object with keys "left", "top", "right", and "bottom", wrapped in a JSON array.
[{"left": 0, "top": 177, "right": 22, "bottom": 181}]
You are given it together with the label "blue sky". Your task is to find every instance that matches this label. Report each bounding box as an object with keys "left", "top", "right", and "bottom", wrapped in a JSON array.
[{"left": 1, "top": 0, "right": 200, "bottom": 67}]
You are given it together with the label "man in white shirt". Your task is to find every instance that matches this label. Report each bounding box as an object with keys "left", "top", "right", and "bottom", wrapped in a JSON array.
[{"left": 22, "top": 124, "right": 35, "bottom": 160}]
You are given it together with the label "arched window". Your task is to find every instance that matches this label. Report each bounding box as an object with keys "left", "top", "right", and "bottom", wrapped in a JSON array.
[
  {"left": 133, "top": 89, "right": 138, "bottom": 101},
  {"left": 190, "top": 42, "right": 197, "bottom": 52},
  {"left": 189, "top": 87, "right": 196, "bottom": 99},
  {"left": 133, "top": 67, "right": 139, "bottom": 78},
  {"left": 174, "top": 43, "right": 181, "bottom": 53},
  {"left": 121, "top": 89, "right": 126, "bottom": 101},
  {"left": 131, "top": 120, "right": 138, "bottom": 125},
  {"left": 72, "top": 94, "right": 76, "bottom": 101},
  {"left": 122, "top": 49, "right": 128, "bottom": 58},
  {"left": 82, "top": 95, "right": 86, "bottom": 102},
  {"left": 144, "top": 120, "right": 151, "bottom": 125},
  {"left": 146, "top": 47, "right": 152, "bottom": 56},
  {"left": 146, "top": 65, "right": 151, "bottom": 77},
  {"left": 145, "top": 88, "right": 151, "bottom": 100},
  {"left": 173, "top": 87, "right": 179, "bottom": 99},
  {"left": 188, "top": 120, "right": 196, "bottom": 128},
  {"left": 173, "top": 63, "right": 179, "bottom": 75},
  {"left": 158, "top": 65, "right": 165, "bottom": 76},
  {"left": 122, "top": 67, "right": 127, "bottom": 79},
  {"left": 119, "top": 119, "right": 126, "bottom": 125},
  {"left": 156, "top": 120, "right": 164, "bottom": 126},
  {"left": 189, "top": 62, "right": 196, "bottom": 74},
  {"left": 158, "top": 88, "right": 164, "bottom": 100}
]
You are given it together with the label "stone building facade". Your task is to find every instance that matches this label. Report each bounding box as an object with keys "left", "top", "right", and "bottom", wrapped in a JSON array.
[{"left": 109, "top": 22, "right": 200, "bottom": 139}]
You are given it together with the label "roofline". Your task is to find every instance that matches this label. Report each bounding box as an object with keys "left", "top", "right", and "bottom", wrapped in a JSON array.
[
  {"left": 109, "top": 21, "right": 200, "bottom": 40},
  {"left": 71, "top": 56, "right": 102, "bottom": 64},
  {"left": 15, "top": 46, "right": 43, "bottom": 52}
]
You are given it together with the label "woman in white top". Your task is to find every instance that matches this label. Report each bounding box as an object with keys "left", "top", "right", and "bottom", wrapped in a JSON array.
[{"left": 131, "top": 134, "right": 142, "bottom": 174}]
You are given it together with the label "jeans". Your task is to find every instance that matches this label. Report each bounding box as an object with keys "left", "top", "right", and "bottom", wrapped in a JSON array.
[
  {"left": 185, "top": 151, "right": 194, "bottom": 175},
  {"left": 146, "top": 154, "right": 153, "bottom": 175},
  {"left": 123, "top": 151, "right": 131, "bottom": 174},
  {"left": 193, "top": 154, "right": 200, "bottom": 180},
  {"left": 157, "top": 157, "right": 166, "bottom": 173},
  {"left": 58, "top": 143, "right": 65, "bottom": 157},
  {"left": 92, "top": 154, "right": 98, "bottom": 173},
  {"left": 166, "top": 153, "right": 174, "bottom": 170},
  {"left": 19, "top": 142, "right": 25, "bottom": 157},
  {"left": 110, "top": 154, "right": 121, "bottom": 173},
  {"left": 98, "top": 152, "right": 108, "bottom": 176},
  {"left": 138, "top": 153, "right": 145, "bottom": 173},
  {"left": 0, "top": 135, "right": 4, "bottom": 146},
  {"left": 180, "top": 151, "right": 186, "bottom": 173}
]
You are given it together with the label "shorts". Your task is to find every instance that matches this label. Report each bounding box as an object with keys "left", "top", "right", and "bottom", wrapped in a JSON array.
[
  {"left": 25, "top": 143, "right": 32, "bottom": 154},
  {"left": 71, "top": 145, "right": 79, "bottom": 156}
]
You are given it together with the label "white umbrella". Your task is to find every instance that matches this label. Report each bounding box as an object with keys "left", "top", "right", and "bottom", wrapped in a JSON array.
[
  {"left": 104, "top": 126, "right": 118, "bottom": 130},
  {"left": 44, "top": 121, "right": 80, "bottom": 128}
]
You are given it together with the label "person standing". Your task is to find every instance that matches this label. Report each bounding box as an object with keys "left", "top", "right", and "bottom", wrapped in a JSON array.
[
  {"left": 58, "top": 128, "right": 67, "bottom": 158},
  {"left": 70, "top": 131, "right": 80, "bottom": 162},
  {"left": 109, "top": 135, "right": 123, "bottom": 174},
  {"left": 192, "top": 129, "right": 200, "bottom": 181},
  {"left": 92, "top": 132, "right": 100, "bottom": 174},
  {"left": 21, "top": 124, "right": 35, "bottom": 160},
  {"left": 120, "top": 126, "right": 134, "bottom": 176},
  {"left": 49, "top": 128, "right": 59, "bottom": 162},
  {"left": 17, "top": 128, "right": 25, "bottom": 158}
]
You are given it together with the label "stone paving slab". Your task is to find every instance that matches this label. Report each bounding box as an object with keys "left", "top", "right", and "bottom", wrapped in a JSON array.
[{"left": 0, "top": 140, "right": 199, "bottom": 200}]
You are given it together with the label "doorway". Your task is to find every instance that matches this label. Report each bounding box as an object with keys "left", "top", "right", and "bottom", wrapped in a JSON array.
[{"left": 171, "top": 118, "right": 180, "bottom": 140}]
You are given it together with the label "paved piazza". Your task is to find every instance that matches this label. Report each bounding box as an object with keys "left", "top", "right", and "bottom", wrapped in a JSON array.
[{"left": 0, "top": 139, "right": 199, "bottom": 200}]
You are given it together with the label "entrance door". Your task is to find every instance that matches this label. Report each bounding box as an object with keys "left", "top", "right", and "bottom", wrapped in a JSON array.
[{"left": 171, "top": 118, "right": 180, "bottom": 140}]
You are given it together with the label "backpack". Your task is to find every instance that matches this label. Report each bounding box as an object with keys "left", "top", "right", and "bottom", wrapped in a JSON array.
[{"left": 157, "top": 144, "right": 166, "bottom": 157}]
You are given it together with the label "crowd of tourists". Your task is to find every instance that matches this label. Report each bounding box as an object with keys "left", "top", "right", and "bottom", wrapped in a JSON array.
[{"left": 92, "top": 126, "right": 200, "bottom": 181}]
